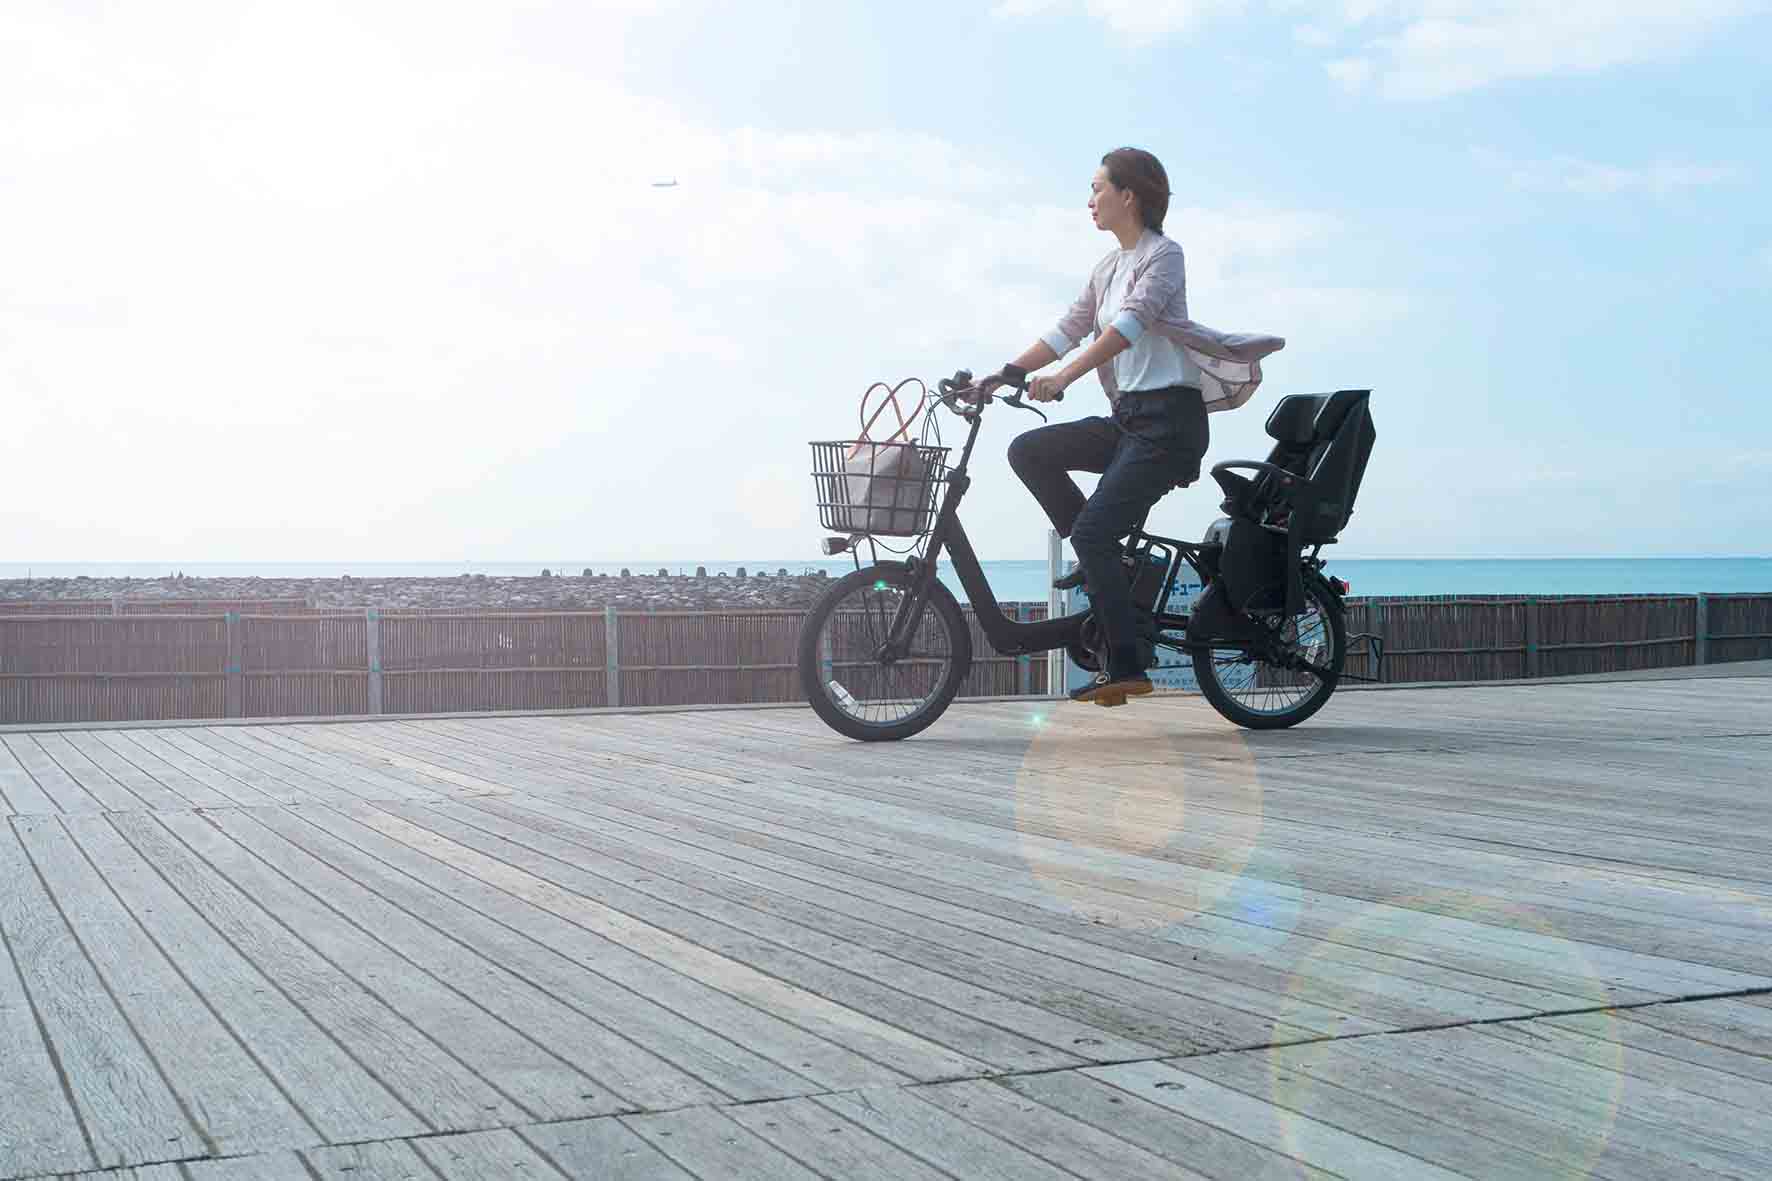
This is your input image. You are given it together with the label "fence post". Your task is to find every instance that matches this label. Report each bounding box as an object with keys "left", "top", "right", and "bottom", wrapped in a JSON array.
[
  {"left": 1695, "top": 593, "right": 1709, "bottom": 665},
  {"left": 366, "top": 608, "right": 383, "bottom": 715},
  {"left": 1524, "top": 597, "right": 1540, "bottom": 679},
  {"left": 1016, "top": 604, "right": 1031, "bottom": 696},
  {"left": 111, "top": 594, "right": 121, "bottom": 617},
  {"left": 605, "top": 606, "right": 621, "bottom": 708},
  {"left": 224, "top": 611, "right": 242, "bottom": 718},
  {"left": 1047, "top": 529, "right": 1064, "bottom": 696}
]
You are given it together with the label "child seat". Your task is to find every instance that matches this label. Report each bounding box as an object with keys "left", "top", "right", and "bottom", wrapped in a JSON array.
[{"left": 1207, "top": 390, "right": 1375, "bottom": 614}]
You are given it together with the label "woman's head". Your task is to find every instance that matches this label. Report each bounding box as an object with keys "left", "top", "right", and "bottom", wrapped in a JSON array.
[{"left": 1091, "top": 147, "right": 1170, "bottom": 237}]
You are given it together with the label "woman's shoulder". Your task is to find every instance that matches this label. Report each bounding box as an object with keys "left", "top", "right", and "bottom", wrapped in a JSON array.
[{"left": 1138, "top": 231, "right": 1182, "bottom": 263}]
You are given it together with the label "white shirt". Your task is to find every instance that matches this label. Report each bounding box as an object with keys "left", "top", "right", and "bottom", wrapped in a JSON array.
[{"left": 1097, "top": 244, "right": 1200, "bottom": 392}]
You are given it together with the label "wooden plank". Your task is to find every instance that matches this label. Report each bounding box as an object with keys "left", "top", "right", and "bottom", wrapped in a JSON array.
[
  {"left": 111, "top": 730, "right": 274, "bottom": 808},
  {"left": 153, "top": 729, "right": 306, "bottom": 805},
  {"left": 79, "top": 811, "right": 426, "bottom": 1145},
  {"left": 389, "top": 724, "right": 1346, "bottom": 1051},
  {"left": 21, "top": 814, "right": 315, "bottom": 1158},
  {"left": 621, "top": 1108, "right": 827, "bottom": 1181},
  {"left": 222, "top": 724, "right": 443, "bottom": 803},
  {"left": 1620, "top": 996, "right": 1772, "bottom": 1058},
  {"left": 186, "top": 727, "right": 369, "bottom": 806},
  {"left": 1000, "top": 1069, "right": 1340, "bottom": 1181},
  {"left": 246, "top": 725, "right": 449, "bottom": 800},
  {"left": 154, "top": 809, "right": 561, "bottom": 1127},
  {"left": 339, "top": 804, "right": 901, "bottom": 1098},
  {"left": 104, "top": 811, "right": 516, "bottom": 1136},
  {"left": 473, "top": 778, "right": 1577, "bottom": 1031},
  {"left": 404, "top": 797, "right": 1102, "bottom": 1074},
  {"left": 635, "top": 769, "right": 1761, "bottom": 999},
  {"left": 210, "top": 805, "right": 697, "bottom": 1117},
  {"left": 1171, "top": 1042, "right": 1589, "bottom": 1181},
  {"left": 411, "top": 1128, "right": 567, "bottom": 1180},
  {"left": 1546, "top": 1007, "right": 1772, "bottom": 1087},
  {"left": 722, "top": 1097, "right": 955, "bottom": 1181},
  {"left": 1431, "top": 1025, "right": 1772, "bottom": 1167},
  {"left": 239, "top": 806, "right": 722, "bottom": 1114},
  {"left": 57, "top": 1165, "right": 186, "bottom": 1181},
  {"left": 460, "top": 787, "right": 1382, "bottom": 1042},
  {"left": 483, "top": 770, "right": 1588, "bottom": 1022},
  {"left": 21, "top": 733, "right": 141, "bottom": 811},
  {"left": 58, "top": 731, "right": 194, "bottom": 811},
  {"left": 183, "top": 1150, "right": 315, "bottom": 1180},
  {"left": 305, "top": 1139, "right": 440, "bottom": 1179},
  {"left": 198, "top": 808, "right": 623, "bottom": 1122},
  {"left": 516, "top": 1117, "right": 695, "bottom": 1180},
  {"left": 90, "top": 730, "right": 234, "bottom": 809},
  {"left": 276, "top": 723, "right": 508, "bottom": 795},
  {"left": 1474, "top": 1015, "right": 1772, "bottom": 1112},
  {"left": 914, "top": 1078, "right": 1212, "bottom": 1180},
  {"left": 1, "top": 734, "right": 100, "bottom": 812},
  {"left": 0, "top": 833, "right": 95, "bottom": 1178},
  {"left": 0, "top": 820, "right": 197, "bottom": 1171},
  {"left": 1085, "top": 1060, "right": 1468, "bottom": 1181},
  {"left": 1324, "top": 1025, "right": 1763, "bottom": 1178},
  {"left": 0, "top": 730, "right": 58, "bottom": 814},
  {"left": 431, "top": 795, "right": 1073, "bottom": 1074},
  {"left": 811, "top": 1085, "right": 1079, "bottom": 1181},
  {"left": 450, "top": 791, "right": 1326, "bottom": 1054},
  {"left": 261, "top": 804, "right": 766, "bottom": 1109}
]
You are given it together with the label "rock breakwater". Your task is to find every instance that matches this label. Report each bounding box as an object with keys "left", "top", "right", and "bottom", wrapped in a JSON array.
[{"left": 1, "top": 570, "right": 835, "bottom": 612}]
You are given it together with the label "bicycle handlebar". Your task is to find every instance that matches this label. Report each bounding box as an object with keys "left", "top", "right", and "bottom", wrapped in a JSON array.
[{"left": 936, "top": 369, "right": 1061, "bottom": 422}]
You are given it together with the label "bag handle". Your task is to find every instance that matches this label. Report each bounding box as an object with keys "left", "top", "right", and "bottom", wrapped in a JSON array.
[{"left": 850, "top": 378, "right": 929, "bottom": 460}]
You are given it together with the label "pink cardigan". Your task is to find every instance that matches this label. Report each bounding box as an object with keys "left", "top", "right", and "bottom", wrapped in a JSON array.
[{"left": 1043, "top": 230, "right": 1285, "bottom": 413}]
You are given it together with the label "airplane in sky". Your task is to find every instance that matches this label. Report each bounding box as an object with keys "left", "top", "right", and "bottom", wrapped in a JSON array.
[{"left": 651, "top": 179, "right": 679, "bottom": 188}]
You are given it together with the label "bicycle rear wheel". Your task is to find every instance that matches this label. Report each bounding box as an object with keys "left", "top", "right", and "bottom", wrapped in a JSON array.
[
  {"left": 797, "top": 564, "right": 972, "bottom": 741},
  {"left": 1190, "top": 575, "right": 1345, "bottom": 729}
]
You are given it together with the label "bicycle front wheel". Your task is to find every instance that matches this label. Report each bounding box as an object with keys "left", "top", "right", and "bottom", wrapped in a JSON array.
[
  {"left": 1190, "top": 575, "right": 1346, "bottom": 730},
  {"left": 797, "top": 563, "right": 972, "bottom": 741}
]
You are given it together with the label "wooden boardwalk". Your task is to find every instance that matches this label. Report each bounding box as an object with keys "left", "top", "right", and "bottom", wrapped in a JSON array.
[{"left": 1, "top": 673, "right": 1769, "bottom": 1179}]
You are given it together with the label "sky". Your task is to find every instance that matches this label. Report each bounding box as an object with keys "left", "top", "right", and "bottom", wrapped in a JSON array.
[{"left": 3, "top": 0, "right": 1769, "bottom": 563}]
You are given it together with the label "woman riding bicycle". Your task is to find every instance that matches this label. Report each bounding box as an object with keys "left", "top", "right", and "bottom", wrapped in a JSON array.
[{"left": 977, "top": 147, "right": 1206, "bottom": 706}]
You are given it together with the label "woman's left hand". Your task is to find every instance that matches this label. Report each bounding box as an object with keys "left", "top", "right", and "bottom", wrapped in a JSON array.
[{"left": 1028, "top": 374, "right": 1069, "bottom": 403}]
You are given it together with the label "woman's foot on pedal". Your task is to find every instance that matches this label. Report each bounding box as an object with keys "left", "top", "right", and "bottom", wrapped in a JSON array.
[{"left": 1068, "top": 671, "right": 1153, "bottom": 707}]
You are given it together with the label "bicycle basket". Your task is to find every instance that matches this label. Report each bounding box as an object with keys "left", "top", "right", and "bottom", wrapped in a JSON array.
[{"left": 810, "top": 440, "right": 950, "bottom": 537}]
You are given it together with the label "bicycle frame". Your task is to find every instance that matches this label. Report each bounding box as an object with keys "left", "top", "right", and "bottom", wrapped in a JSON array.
[{"left": 873, "top": 398, "right": 1213, "bottom": 661}]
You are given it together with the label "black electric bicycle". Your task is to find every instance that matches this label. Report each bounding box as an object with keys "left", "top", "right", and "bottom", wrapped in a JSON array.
[{"left": 798, "top": 370, "right": 1377, "bottom": 741}]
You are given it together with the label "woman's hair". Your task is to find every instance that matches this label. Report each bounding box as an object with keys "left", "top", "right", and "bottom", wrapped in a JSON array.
[{"left": 1101, "top": 147, "right": 1170, "bottom": 234}]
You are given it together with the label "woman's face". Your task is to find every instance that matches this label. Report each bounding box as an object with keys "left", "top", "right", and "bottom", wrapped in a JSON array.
[{"left": 1089, "top": 166, "right": 1136, "bottom": 233}]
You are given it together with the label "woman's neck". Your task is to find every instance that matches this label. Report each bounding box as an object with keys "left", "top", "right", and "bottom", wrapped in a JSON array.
[{"left": 1112, "top": 223, "right": 1145, "bottom": 251}]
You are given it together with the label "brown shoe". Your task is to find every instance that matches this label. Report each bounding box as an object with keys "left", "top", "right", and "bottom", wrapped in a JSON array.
[{"left": 1068, "top": 672, "right": 1154, "bottom": 707}]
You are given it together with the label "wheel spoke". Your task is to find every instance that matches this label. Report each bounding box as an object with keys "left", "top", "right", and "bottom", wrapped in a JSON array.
[
  {"left": 1195, "top": 582, "right": 1342, "bottom": 721},
  {"left": 817, "top": 579, "right": 955, "bottom": 728}
]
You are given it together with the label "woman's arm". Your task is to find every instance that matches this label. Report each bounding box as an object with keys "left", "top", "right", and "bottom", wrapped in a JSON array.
[{"left": 1028, "top": 327, "right": 1130, "bottom": 402}]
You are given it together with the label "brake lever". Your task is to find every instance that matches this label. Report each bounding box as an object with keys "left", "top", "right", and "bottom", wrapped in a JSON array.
[{"left": 998, "top": 393, "right": 1048, "bottom": 422}]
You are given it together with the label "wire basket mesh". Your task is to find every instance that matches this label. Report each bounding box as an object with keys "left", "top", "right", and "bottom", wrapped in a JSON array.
[{"left": 810, "top": 440, "right": 950, "bottom": 537}]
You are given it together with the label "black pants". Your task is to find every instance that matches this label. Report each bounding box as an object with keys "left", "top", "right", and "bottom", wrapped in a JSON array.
[{"left": 1007, "top": 386, "right": 1208, "bottom": 678}]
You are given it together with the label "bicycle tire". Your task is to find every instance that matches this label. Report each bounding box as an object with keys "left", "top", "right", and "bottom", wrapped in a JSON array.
[
  {"left": 797, "top": 563, "right": 973, "bottom": 741},
  {"left": 1190, "top": 574, "right": 1346, "bottom": 730}
]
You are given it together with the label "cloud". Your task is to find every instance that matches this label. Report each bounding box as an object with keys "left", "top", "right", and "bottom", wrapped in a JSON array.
[
  {"left": 1, "top": 1, "right": 1372, "bottom": 561},
  {"left": 993, "top": 0, "right": 1755, "bottom": 96},
  {"left": 1471, "top": 148, "right": 1741, "bottom": 195},
  {"left": 991, "top": 0, "right": 1246, "bottom": 42},
  {"left": 1311, "top": 0, "right": 1757, "bottom": 99}
]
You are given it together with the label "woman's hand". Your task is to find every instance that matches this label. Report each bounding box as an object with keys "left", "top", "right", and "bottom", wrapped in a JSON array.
[{"left": 1028, "top": 374, "right": 1069, "bottom": 403}]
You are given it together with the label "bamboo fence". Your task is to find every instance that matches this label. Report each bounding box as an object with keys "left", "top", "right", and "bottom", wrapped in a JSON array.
[{"left": 2, "top": 594, "right": 1767, "bottom": 726}]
